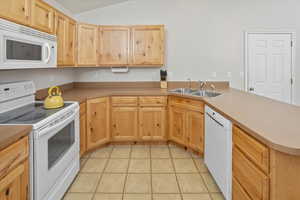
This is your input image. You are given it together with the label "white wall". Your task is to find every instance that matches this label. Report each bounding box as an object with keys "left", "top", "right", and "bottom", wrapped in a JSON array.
[
  {"left": 0, "top": 0, "right": 75, "bottom": 90},
  {"left": 75, "top": 0, "right": 300, "bottom": 105}
]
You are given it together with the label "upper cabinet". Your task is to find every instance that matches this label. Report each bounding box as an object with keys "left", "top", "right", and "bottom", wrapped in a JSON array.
[
  {"left": 77, "top": 24, "right": 165, "bottom": 67},
  {"left": 131, "top": 25, "right": 165, "bottom": 66},
  {"left": 55, "top": 11, "right": 76, "bottom": 67},
  {"left": 98, "top": 26, "right": 130, "bottom": 66},
  {"left": 31, "top": 0, "right": 54, "bottom": 34},
  {"left": 77, "top": 23, "right": 98, "bottom": 66},
  {"left": 0, "top": 0, "right": 31, "bottom": 26}
]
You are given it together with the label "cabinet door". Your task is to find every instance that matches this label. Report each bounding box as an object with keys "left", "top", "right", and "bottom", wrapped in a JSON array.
[
  {"left": 186, "top": 111, "right": 204, "bottom": 154},
  {"left": 139, "top": 107, "right": 166, "bottom": 141},
  {"left": 77, "top": 23, "right": 98, "bottom": 66},
  {"left": 112, "top": 107, "right": 138, "bottom": 141},
  {"left": 131, "top": 25, "right": 164, "bottom": 66},
  {"left": 86, "top": 98, "right": 110, "bottom": 150},
  {"left": 98, "top": 26, "right": 130, "bottom": 66},
  {"left": 233, "top": 147, "right": 269, "bottom": 200},
  {"left": 31, "top": 0, "right": 54, "bottom": 34},
  {"left": 55, "top": 12, "right": 66, "bottom": 66},
  {"left": 64, "top": 19, "right": 76, "bottom": 66},
  {"left": 0, "top": 0, "right": 30, "bottom": 26},
  {"left": 0, "top": 161, "right": 29, "bottom": 200},
  {"left": 233, "top": 177, "right": 251, "bottom": 200},
  {"left": 169, "top": 105, "right": 186, "bottom": 145},
  {"left": 80, "top": 109, "right": 87, "bottom": 157}
]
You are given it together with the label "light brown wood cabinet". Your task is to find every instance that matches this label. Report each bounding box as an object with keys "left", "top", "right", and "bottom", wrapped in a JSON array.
[
  {"left": 232, "top": 125, "right": 270, "bottom": 200},
  {"left": 31, "top": 0, "right": 54, "bottom": 34},
  {"left": 169, "top": 106, "right": 186, "bottom": 145},
  {"left": 98, "top": 26, "right": 130, "bottom": 66},
  {"left": 0, "top": 0, "right": 30, "bottom": 26},
  {"left": 55, "top": 11, "right": 76, "bottom": 66},
  {"left": 112, "top": 106, "right": 138, "bottom": 141},
  {"left": 79, "top": 103, "right": 87, "bottom": 156},
  {"left": 131, "top": 25, "right": 165, "bottom": 66},
  {"left": 77, "top": 23, "right": 98, "bottom": 66},
  {"left": 168, "top": 96, "right": 204, "bottom": 153},
  {"left": 186, "top": 110, "right": 204, "bottom": 153},
  {"left": 86, "top": 98, "right": 110, "bottom": 150},
  {"left": 0, "top": 137, "right": 29, "bottom": 200},
  {"left": 139, "top": 107, "right": 166, "bottom": 141}
]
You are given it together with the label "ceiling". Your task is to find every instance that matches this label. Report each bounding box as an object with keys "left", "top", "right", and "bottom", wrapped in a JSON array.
[{"left": 55, "top": 0, "right": 130, "bottom": 14}]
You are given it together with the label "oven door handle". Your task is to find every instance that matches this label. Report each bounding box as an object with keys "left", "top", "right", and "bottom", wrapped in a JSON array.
[
  {"left": 44, "top": 43, "right": 51, "bottom": 64},
  {"left": 35, "top": 109, "right": 79, "bottom": 139}
]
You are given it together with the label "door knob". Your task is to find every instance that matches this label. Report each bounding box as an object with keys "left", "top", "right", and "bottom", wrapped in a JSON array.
[{"left": 249, "top": 87, "right": 254, "bottom": 92}]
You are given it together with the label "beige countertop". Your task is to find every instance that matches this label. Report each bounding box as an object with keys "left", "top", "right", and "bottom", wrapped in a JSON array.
[
  {"left": 0, "top": 125, "right": 32, "bottom": 151},
  {"left": 60, "top": 87, "right": 300, "bottom": 156}
]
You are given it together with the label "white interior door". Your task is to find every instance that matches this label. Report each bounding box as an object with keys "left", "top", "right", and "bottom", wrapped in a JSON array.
[{"left": 247, "top": 33, "right": 293, "bottom": 103}]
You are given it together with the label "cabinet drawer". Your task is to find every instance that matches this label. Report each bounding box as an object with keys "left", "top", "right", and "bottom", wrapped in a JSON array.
[
  {"left": 233, "top": 126, "right": 269, "bottom": 173},
  {"left": 112, "top": 96, "right": 138, "bottom": 106},
  {"left": 80, "top": 102, "right": 86, "bottom": 115},
  {"left": 139, "top": 96, "right": 167, "bottom": 106},
  {"left": 233, "top": 147, "right": 269, "bottom": 200},
  {"left": 169, "top": 96, "right": 204, "bottom": 112},
  {"left": 232, "top": 177, "right": 251, "bottom": 200},
  {"left": 0, "top": 136, "right": 29, "bottom": 179}
]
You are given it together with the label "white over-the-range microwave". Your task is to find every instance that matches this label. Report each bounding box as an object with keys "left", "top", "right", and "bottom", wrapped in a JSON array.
[{"left": 0, "top": 18, "right": 57, "bottom": 70}]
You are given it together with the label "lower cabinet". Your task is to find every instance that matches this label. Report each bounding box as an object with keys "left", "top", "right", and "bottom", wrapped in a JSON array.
[
  {"left": 169, "top": 106, "right": 186, "bottom": 145},
  {"left": 232, "top": 125, "right": 270, "bottom": 200},
  {"left": 111, "top": 107, "right": 138, "bottom": 141},
  {"left": 186, "top": 110, "right": 204, "bottom": 153},
  {"left": 0, "top": 160, "right": 29, "bottom": 200},
  {"left": 168, "top": 96, "right": 205, "bottom": 153},
  {"left": 0, "top": 136, "right": 29, "bottom": 200},
  {"left": 86, "top": 98, "right": 110, "bottom": 150},
  {"left": 139, "top": 107, "right": 167, "bottom": 141},
  {"left": 79, "top": 103, "right": 87, "bottom": 156}
]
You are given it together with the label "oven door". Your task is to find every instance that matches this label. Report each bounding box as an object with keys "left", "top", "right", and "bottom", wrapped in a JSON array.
[
  {"left": 0, "top": 31, "right": 57, "bottom": 69},
  {"left": 33, "top": 111, "right": 79, "bottom": 200}
]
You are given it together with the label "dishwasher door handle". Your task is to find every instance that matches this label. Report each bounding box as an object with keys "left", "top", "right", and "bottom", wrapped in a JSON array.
[{"left": 206, "top": 112, "right": 224, "bottom": 127}]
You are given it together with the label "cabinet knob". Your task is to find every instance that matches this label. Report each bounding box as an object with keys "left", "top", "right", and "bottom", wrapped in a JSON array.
[
  {"left": 90, "top": 127, "right": 93, "bottom": 132},
  {"left": 113, "top": 124, "right": 117, "bottom": 128},
  {"left": 5, "top": 188, "right": 10, "bottom": 196},
  {"left": 156, "top": 123, "right": 160, "bottom": 127}
]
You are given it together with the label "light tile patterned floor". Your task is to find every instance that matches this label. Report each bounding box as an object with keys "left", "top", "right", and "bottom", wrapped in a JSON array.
[{"left": 64, "top": 144, "right": 225, "bottom": 200}]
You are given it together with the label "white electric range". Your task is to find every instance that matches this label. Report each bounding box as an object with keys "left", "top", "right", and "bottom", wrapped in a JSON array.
[{"left": 0, "top": 81, "right": 80, "bottom": 200}]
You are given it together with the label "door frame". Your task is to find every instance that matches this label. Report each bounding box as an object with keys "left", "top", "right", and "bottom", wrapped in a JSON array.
[{"left": 244, "top": 30, "right": 296, "bottom": 104}]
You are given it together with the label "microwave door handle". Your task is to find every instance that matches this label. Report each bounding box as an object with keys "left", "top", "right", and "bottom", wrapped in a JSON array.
[{"left": 44, "top": 43, "right": 51, "bottom": 64}]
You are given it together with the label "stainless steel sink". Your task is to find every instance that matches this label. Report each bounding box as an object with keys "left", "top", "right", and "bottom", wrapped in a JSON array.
[
  {"left": 169, "top": 88, "right": 221, "bottom": 97},
  {"left": 191, "top": 90, "right": 221, "bottom": 97},
  {"left": 169, "top": 88, "right": 197, "bottom": 94}
]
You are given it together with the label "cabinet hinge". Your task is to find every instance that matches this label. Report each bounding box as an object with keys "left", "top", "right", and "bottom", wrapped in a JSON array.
[
  {"left": 291, "top": 78, "right": 294, "bottom": 85},
  {"left": 291, "top": 41, "right": 293, "bottom": 47}
]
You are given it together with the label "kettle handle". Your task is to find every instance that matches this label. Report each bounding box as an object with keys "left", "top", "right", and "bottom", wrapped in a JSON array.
[{"left": 48, "top": 86, "right": 62, "bottom": 96}]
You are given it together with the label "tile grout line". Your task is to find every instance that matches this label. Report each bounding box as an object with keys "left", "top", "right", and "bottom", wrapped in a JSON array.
[
  {"left": 149, "top": 144, "right": 153, "bottom": 200},
  {"left": 121, "top": 145, "right": 132, "bottom": 200},
  {"left": 168, "top": 144, "right": 184, "bottom": 200},
  {"left": 91, "top": 145, "right": 113, "bottom": 200}
]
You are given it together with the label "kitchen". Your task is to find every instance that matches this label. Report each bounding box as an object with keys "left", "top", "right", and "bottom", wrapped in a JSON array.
[{"left": 0, "top": 0, "right": 300, "bottom": 200}]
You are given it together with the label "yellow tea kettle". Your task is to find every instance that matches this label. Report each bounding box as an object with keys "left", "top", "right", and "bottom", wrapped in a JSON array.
[{"left": 44, "top": 86, "right": 64, "bottom": 109}]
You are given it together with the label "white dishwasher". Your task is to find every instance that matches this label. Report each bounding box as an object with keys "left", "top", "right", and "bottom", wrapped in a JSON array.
[{"left": 204, "top": 105, "right": 232, "bottom": 200}]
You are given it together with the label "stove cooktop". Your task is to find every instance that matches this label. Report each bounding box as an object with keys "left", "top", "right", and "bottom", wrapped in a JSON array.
[{"left": 0, "top": 102, "right": 72, "bottom": 124}]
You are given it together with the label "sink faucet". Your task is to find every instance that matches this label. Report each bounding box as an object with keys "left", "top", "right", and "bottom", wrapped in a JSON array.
[
  {"left": 187, "top": 78, "right": 192, "bottom": 90},
  {"left": 198, "top": 81, "right": 206, "bottom": 90},
  {"left": 210, "top": 84, "right": 216, "bottom": 91}
]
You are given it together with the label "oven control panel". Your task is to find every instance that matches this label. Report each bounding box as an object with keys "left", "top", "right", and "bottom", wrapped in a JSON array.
[{"left": 0, "top": 81, "right": 35, "bottom": 103}]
